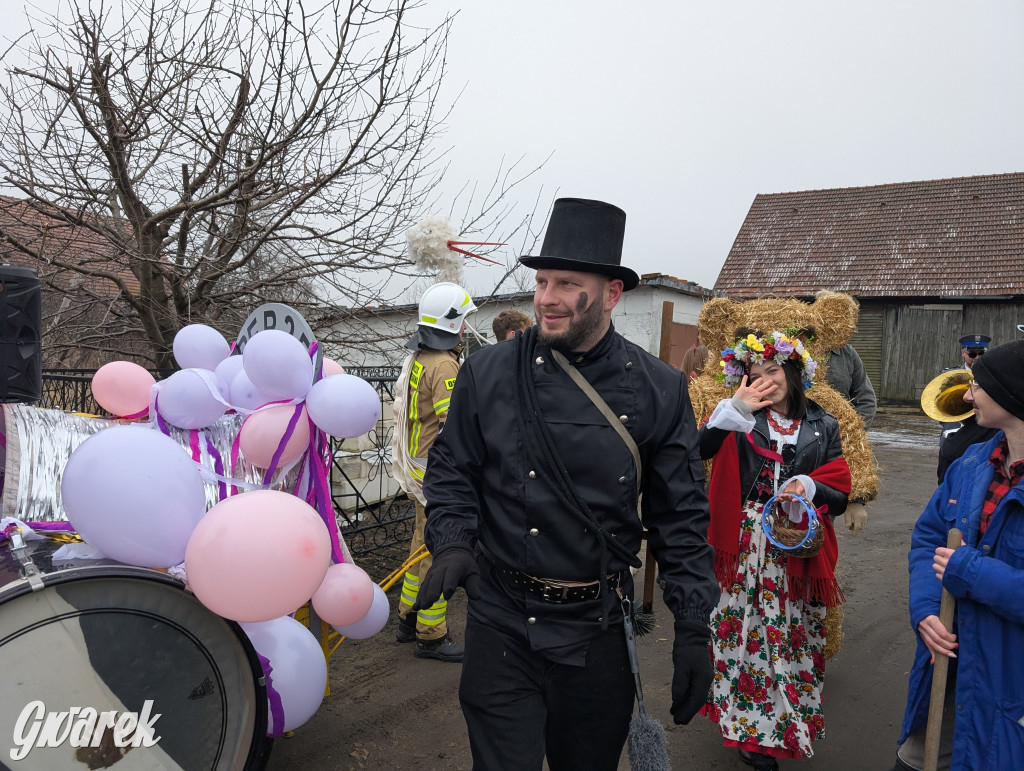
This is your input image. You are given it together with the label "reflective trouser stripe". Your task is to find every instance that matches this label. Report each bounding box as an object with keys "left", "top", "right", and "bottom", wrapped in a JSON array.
[
  {"left": 416, "top": 598, "right": 447, "bottom": 627},
  {"left": 400, "top": 572, "right": 419, "bottom": 608},
  {"left": 399, "top": 571, "right": 447, "bottom": 626},
  {"left": 409, "top": 456, "right": 427, "bottom": 482}
]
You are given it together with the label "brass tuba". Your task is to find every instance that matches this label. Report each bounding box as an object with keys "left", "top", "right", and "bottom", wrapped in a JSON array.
[{"left": 920, "top": 369, "right": 975, "bottom": 422}]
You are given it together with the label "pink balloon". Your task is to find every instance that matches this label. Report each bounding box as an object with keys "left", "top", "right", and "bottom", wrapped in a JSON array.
[
  {"left": 185, "top": 490, "right": 331, "bottom": 622},
  {"left": 305, "top": 374, "right": 381, "bottom": 438},
  {"left": 240, "top": 617, "right": 327, "bottom": 734},
  {"left": 239, "top": 405, "right": 311, "bottom": 468},
  {"left": 321, "top": 357, "right": 345, "bottom": 378},
  {"left": 91, "top": 361, "right": 155, "bottom": 417},
  {"left": 311, "top": 562, "right": 375, "bottom": 626},
  {"left": 173, "top": 324, "right": 230, "bottom": 371},
  {"left": 242, "top": 330, "right": 314, "bottom": 400},
  {"left": 331, "top": 582, "right": 389, "bottom": 640}
]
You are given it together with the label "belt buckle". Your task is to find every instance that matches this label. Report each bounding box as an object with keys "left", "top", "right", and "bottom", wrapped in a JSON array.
[{"left": 540, "top": 582, "right": 567, "bottom": 603}]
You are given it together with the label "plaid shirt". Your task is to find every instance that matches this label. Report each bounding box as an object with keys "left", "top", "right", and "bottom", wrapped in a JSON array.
[{"left": 981, "top": 437, "right": 1024, "bottom": 535}]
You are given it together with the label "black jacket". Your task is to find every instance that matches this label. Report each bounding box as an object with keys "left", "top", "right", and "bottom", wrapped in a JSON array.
[
  {"left": 698, "top": 400, "right": 849, "bottom": 519},
  {"left": 936, "top": 416, "right": 999, "bottom": 484},
  {"left": 423, "top": 326, "right": 718, "bottom": 652}
]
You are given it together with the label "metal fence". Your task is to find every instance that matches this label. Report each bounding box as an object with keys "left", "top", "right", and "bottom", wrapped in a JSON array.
[{"left": 39, "top": 367, "right": 414, "bottom": 561}]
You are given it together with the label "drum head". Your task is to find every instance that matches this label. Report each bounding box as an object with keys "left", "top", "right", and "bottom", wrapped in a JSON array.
[{"left": 0, "top": 550, "right": 270, "bottom": 770}]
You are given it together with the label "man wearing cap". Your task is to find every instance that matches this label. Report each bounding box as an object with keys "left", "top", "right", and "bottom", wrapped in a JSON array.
[
  {"left": 957, "top": 334, "right": 990, "bottom": 370},
  {"left": 935, "top": 334, "right": 997, "bottom": 482},
  {"left": 893, "top": 340, "right": 1024, "bottom": 771},
  {"left": 412, "top": 199, "right": 718, "bottom": 769},
  {"left": 390, "top": 281, "right": 477, "bottom": 662}
]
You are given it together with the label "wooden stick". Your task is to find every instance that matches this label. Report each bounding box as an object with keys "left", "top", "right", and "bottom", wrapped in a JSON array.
[{"left": 922, "top": 527, "right": 962, "bottom": 771}]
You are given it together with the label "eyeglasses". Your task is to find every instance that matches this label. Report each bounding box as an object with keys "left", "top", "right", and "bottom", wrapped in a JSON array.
[
  {"left": 968, "top": 381, "right": 982, "bottom": 395},
  {"left": 965, "top": 350, "right": 985, "bottom": 358}
]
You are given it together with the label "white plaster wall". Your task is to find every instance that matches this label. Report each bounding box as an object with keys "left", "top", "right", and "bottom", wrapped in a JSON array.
[{"left": 326, "top": 288, "right": 707, "bottom": 368}]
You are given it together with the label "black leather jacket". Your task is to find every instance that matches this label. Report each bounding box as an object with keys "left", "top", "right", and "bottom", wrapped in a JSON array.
[
  {"left": 698, "top": 400, "right": 849, "bottom": 519},
  {"left": 423, "top": 326, "right": 718, "bottom": 651}
]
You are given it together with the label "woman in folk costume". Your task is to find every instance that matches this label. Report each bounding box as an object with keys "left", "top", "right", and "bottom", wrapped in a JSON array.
[{"left": 698, "top": 329, "right": 851, "bottom": 771}]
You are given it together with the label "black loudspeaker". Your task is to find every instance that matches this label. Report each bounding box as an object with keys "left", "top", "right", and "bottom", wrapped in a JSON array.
[{"left": 0, "top": 265, "right": 42, "bottom": 403}]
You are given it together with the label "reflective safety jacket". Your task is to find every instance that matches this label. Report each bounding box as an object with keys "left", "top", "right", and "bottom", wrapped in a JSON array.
[
  {"left": 390, "top": 347, "right": 460, "bottom": 504},
  {"left": 423, "top": 326, "right": 718, "bottom": 654}
]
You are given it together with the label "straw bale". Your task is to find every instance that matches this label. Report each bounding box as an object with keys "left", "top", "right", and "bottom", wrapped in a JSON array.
[{"left": 691, "top": 294, "right": 879, "bottom": 502}]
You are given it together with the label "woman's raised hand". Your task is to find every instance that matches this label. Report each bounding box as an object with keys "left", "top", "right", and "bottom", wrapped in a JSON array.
[{"left": 735, "top": 375, "right": 776, "bottom": 412}]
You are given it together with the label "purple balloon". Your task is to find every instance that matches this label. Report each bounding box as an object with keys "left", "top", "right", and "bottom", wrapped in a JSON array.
[
  {"left": 331, "top": 582, "right": 388, "bottom": 640},
  {"left": 60, "top": 426, "right": 207, "bottom": 567},
  {"left": 230, "top": 370, "right": 277, "bottom": 411},
  {"left": 214, "top": 354, "right": 245, "bottom": 391},
  {"left": 242, "top": 330, "right": 314, "bottom": 400},
  {"left": 157, "top": 369, "right": 228, "bottom": 429},
  {"left": 305, "top": 374, "right": 381, "bottom": 438},
  {"left": 240, "top": 616, "right": 327, "bottom": 734},
  {"left": 173, "top": 324, "right": 230, "bottom": 371}
]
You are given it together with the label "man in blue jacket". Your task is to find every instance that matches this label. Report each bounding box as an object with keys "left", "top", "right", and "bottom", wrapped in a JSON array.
[{"left": 893, "top": 340, "right": 1024, "bottom": 771}]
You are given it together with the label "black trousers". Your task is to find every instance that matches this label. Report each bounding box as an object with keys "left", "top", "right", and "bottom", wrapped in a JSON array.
[{"left": 458, "top": 619, "right": 635, "bottom": 771}]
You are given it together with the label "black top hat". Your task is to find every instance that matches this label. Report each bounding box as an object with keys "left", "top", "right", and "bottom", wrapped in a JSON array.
[{"left": 519, "top": 198, "right": 640, "bottom": 290}]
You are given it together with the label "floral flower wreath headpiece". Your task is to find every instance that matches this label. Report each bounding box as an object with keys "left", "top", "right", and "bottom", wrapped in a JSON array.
[{"left": 718, "top": 329, "right": 818, "bottom": 389}]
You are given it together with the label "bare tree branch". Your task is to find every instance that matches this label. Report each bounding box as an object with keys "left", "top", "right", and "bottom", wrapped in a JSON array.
[{"left": 1, "top": 0, "right": 546, "bottom": 368}]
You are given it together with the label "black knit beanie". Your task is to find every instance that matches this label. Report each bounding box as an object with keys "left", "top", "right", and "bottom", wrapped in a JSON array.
[{"left": 971, "top": 340, "right": 1024, "bottom": 421}]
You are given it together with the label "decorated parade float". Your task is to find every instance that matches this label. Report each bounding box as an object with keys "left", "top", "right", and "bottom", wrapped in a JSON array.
[{"left": 1, "top": 301, "right": 388, "bottom": 769}]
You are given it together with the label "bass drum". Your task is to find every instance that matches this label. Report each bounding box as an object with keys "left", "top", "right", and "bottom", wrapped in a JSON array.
[{"left": 0, "top": 540, "right": 272, "bottom": 770}]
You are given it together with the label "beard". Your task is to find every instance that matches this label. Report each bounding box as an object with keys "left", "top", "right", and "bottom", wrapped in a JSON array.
[{"left": 536, "top": 291, "right": 606, "bottom": 353}]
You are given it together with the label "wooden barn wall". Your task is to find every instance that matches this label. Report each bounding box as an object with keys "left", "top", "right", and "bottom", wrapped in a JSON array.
[{"left": 857, "top": 300, "right": 1024, "bottom": 404}]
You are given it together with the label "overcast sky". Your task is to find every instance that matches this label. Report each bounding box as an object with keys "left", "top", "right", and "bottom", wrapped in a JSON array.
[
  {"left": 424, "top": 0, "right": 1024, "bottom": 293},
  {"left": 6, "top": 2, "right": 1024, "bottom": 301}
]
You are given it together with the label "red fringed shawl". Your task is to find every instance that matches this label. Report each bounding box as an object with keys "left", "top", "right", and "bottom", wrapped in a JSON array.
[{"left": 707, "top": 431, "right": 852, "bottom": 607}]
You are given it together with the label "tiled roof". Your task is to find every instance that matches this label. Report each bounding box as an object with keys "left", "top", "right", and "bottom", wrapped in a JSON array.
[
  {"left": 716, "top": 172, "right": 1024, "bottom": 299},
  {"left": 0, "top": 196, "right": 139, "bottom": 295}
]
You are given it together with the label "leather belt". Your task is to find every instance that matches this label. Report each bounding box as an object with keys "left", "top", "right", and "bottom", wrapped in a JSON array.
[{"left": 497, "top": 566, "right": 620, "bottom": 603}]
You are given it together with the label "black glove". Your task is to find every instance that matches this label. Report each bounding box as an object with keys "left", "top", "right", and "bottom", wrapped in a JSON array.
[
  {"left": 670, "top": 618, "right": 713, "bottom": 725},
  {"left": 410, "top": 542, "right": 481, "bottom": 611}
]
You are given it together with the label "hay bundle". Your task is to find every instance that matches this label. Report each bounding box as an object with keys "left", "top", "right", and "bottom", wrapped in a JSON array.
[
  {"left": 689, "top": 294, "right": 879, "bottom": 503},
  {"left": 824, "top": 602, "right": 844, "bottom": 659}
]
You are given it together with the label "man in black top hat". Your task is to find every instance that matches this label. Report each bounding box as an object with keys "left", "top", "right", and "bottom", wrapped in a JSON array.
[{"left": 412, "top": 198, "right": 718, "bottom": 770}]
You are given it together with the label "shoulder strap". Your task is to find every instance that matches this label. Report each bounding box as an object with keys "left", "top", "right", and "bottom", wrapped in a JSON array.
[{"left": 550, "top": 349, "right": 641, "bottom": 494}]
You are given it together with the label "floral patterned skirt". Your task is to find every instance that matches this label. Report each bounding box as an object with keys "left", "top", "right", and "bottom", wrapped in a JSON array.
[{"left": 704, "top": 500, "right": 829, "bottom": 759}]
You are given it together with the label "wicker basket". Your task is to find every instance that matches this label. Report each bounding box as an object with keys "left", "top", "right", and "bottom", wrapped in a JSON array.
[{"left": 761, "top": 495, "right": 824, "bottom": 558}]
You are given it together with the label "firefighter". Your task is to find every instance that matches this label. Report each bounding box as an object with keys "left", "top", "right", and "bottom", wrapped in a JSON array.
[{"left": 390, "top": 281, "right": 477, "bottom": 662}]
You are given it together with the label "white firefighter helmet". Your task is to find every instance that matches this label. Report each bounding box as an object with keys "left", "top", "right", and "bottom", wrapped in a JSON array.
[{"left": 406, "top": 282, "right": 477, "bottom": 351}]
